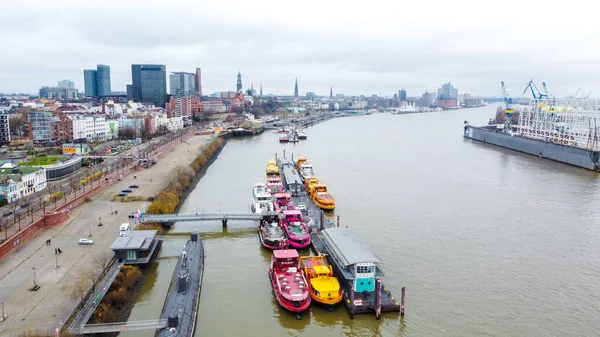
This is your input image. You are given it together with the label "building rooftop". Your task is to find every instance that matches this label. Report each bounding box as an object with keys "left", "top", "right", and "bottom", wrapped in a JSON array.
[
  {"left": 110, "top": 230, "right": 157, "bottom": 251},
  {"left": 321, "top": 227, "right": 382, "bottom": 268}
]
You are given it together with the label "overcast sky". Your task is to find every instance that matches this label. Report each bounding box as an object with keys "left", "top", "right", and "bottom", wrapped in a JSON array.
[{"left": 1, "top": 0, "right": 599, "bottom": 98}]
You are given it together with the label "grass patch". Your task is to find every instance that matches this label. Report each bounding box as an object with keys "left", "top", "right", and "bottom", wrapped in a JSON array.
[
  {"left": 18, "top": 156, "right": 64, "bottom": 166},
  {"left": 111, "top": 195, "right": 146, "bottom": 202},
  {"left": 135, "top": 223, "right": 164, "bottom": 235}
]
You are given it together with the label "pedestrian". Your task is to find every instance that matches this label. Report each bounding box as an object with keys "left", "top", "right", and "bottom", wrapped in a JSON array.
[
  {"left": 57, "top": 248, "right": 62, "bottom": 254},
  {"left": 48, "top": 239, "right": 51, "bottom": 245}
]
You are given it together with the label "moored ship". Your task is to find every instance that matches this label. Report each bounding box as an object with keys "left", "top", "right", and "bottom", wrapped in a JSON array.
[
  {"left": 269, "top": 249, "right": 311, "bottom": 319},
  {"left": 251, "top": 181, "right": 275, "bottom": 215},
  {"left": 281, "top": 209, "right": 310, "bottom": 249},
  {"left": 258, "top": 219, "right": 288, "bottom": 250},
  {"left": 266, "top": 159, "right": 279, "bottom": 176},
  {"left": 299, "top": 255, "right": 343, "bottom": 310},
  {"left": 309, "top": 183, "right": 335, "bottom": 211}
]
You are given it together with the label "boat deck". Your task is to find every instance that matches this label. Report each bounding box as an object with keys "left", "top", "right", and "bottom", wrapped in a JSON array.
[{"left": 156, "top": 234, "right": 204, "bottom": 337}]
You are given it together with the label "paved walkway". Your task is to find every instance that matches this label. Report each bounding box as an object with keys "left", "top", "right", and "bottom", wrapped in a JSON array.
[{"left": 0, "top": 134, "right": 212, "bottom": 337}]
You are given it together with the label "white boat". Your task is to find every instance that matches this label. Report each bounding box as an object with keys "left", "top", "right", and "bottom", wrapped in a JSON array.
[
  {"left": 298, "top": 130, "right": 307, "bottom": 140},
  {"left": 251, "top": 181, "right": 275, "bottom": 214},
  {"left": 298, "top": 164, "right": 315, "bottom": 182},
  {"left": 288, "top": 130, "right": 299, "bottom": 143}
]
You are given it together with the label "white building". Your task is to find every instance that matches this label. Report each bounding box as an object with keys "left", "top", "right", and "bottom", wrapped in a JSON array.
[
  {"left": 18, "top": 167, "right": 47, "bottom": 198},
  {"left": 69, "top": 115, "right": 87, "bottom": 140},
  {"left": 84, "top": 115, "right": 106, "bottom": 141},
  {"left": 167, "top": 116, "right": 183, "bottom": 131}
]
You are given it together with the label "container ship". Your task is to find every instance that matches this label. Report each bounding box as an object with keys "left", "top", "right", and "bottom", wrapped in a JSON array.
[{"left": 464, "top": 98, "right": 600, "bottom": 171}]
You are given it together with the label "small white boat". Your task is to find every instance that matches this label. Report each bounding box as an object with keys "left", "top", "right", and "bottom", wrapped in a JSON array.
[
  {"left": 251, "top": 181, "right": 275, "bottom": 214},
  {"left": 298, "top": 130, "right": 307, "bottom": 140},
  {"left": 298, "top": 164, "right": 315, "bottom": 182}
]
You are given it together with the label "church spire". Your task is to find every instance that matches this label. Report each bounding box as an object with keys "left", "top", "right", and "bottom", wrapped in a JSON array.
[
  {"left": 294, "top": 78, "right": 299, "bottom": 98},
  {"left": 236, "top": 71, "right": 242, "bottom": 93}
]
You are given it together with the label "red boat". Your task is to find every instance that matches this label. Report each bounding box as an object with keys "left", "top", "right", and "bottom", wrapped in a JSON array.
[
  {"left": 258, "top": 219, "right": 288, "bottom": 250},
  {"left": 269, "top": 249, "right": 311, "bottom": 318},
  {"left": 279, "top": 134, "right": 289, "bottom": 143},
  {"left": 273, "top": 192, "right": 294, "bottom": 213},
  {"left": 266, "top": 176, "right": 283, "bottom": 195}
]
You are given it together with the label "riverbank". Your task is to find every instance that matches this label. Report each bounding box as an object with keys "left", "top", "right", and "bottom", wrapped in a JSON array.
[{"left": 0, "top": 134, "right": 214, "bottom": 337}]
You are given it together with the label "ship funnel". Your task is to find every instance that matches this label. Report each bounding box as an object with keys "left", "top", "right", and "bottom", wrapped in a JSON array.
[{"left": 178, "top": 268, "right": 189, "bottom": 292}]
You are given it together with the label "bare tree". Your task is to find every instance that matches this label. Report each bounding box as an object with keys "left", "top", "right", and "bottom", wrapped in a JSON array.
[{"left": 92, "top": 252, "right": 113, "bottom": 272}]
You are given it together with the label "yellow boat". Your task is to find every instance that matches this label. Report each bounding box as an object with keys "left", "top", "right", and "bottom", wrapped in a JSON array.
[
  {"left": 295, "top": 155, "right": 308, "bottom": 171},
  {"left": 299, "top": 255, "right": 343, "bottom": 308},
  {"left": 266, "top": 159, "right": 279, "bottom": 176},
  {"left": 304, "top": 176, "right": 319, "bottom": 192},
  {"left": 309, "top": 184, "right": 335, "bottom": 210}
]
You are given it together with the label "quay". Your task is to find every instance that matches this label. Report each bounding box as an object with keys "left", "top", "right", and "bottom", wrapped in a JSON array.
[
  {"left": 156, "top": 233, "right": 205, "bottom": 337},
  {"left": 276, "top": 152, "right": 405, "bottom": 318}
]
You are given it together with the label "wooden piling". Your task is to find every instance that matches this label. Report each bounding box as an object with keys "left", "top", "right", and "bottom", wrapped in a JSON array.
[
  {"left": 375, "top": 278, "right": 382, "bottom": 319},
  {"left": 400, "top": 286, "right": 406, "bottom": 316}
]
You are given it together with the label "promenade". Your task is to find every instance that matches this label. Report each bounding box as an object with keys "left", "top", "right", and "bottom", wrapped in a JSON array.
[{"left": 0, "top": 134, "right": 213, "bottom": 337}]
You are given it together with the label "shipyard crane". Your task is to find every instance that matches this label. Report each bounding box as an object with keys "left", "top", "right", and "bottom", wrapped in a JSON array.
[
  {"left": 501, "top": 81, "right": 515, "bottom": 132},
  {"left": 522, "top": 79, "right": 548, "bottom": 99}
]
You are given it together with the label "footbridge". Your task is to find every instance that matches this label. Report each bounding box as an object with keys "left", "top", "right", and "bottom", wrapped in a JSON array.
[
  {"left": 71, "top": 319, "right": 168, "bottom": 334},
  {"left": 140, "top": 212, "right": 280, "bottom": 226}
]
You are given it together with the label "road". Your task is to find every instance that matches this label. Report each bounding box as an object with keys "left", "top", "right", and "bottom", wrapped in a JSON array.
[{"left": 0, "top": 133, "right": 213, "bottom": 337}]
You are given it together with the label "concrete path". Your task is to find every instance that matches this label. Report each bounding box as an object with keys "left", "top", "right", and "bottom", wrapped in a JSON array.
[{"left": 0, "top": 134, "right": 213, "bottom": 337}]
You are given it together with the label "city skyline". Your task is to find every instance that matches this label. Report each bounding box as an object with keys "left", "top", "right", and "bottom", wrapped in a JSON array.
[{"left": 0, "top": 0, "right": 598, "bottom": 98}]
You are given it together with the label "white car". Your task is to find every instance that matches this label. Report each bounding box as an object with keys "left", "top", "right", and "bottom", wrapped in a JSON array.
[
  {"left": 79, "top": 238, "right": 94, "bottom": 245},
  {"left": 297, "top": 204, "right": 308, "bottom": 215}
]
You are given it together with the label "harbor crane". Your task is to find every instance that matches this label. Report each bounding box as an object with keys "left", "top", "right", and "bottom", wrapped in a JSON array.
[
  {"left": 522, "top": 79, "right": 548, "bottom": 99},
  {"left": 501, "top": 81, "right": 515, "bottom": 132}
]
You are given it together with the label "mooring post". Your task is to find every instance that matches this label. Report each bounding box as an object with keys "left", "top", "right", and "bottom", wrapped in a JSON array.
[
  {"left": 375, "top": 278, "right": 382, "bottom": 319},
  {"left": 400, "top": 286, "right": 406, "bottom": 316},
  {"left": 337, "top": 215, "right": 340, "bottom": 227},
  {"left": 222, "top": 218, "right": 227, "bottom": 227},
  {"left": 283, "top": 149, "right": 286, "bottom": 158}
]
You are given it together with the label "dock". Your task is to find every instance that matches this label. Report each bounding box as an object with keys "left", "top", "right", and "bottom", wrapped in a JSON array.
[
  {"left": 276, "top": 152, "right": 405, "bottom": 319},
  {"left": 156, "top": 233, "right": 205, "bottom": 337}
]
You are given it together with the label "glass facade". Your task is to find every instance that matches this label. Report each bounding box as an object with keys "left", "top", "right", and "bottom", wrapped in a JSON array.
[
  {"left": 28, "top": 111, "right": 53, "bottom": 143},
  {"left": 96, "top": 64, "right": 112, "bottom": 96},
  {"left": 83, "top": 69, "right": 97, "bottom": 97},
  {"left": 169, "top": 72, "right": 196, "bottom": 98},
  {"left": 132, "top": 64, "right": 167, "bottom": 107}
]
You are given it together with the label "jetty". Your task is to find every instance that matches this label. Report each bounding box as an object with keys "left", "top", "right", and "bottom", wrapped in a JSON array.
[
  {"left": 156, "top": 233, "right": 205, "bottom": 337},
  {"left": 276, "top": 151, "right": 405, "bottom": 319}
]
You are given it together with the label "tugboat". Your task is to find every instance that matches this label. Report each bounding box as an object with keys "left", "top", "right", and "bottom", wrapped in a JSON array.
[
  {"left": 269, "top": 249, "right": 311, "bottom": 319},
  {"left": 279, "top": 134, "right": 289, "bottom": 143},
  {"left": 298, "top": 163, "right": 316, "bottom": 183},
  {"left": 281, "top": 210, "right": 311, "bottom": 249},
  {"left": 266, "top": 176, "right": 283, "bottom": 195},
  {"left": 298, "top": 130, "right": 307, "bottom": 140},
  {"left": 258, "top": 219, "right": 288, "bottom": 250},
  {"left": 299, "top": 255, "right": 343, "bottom": 311}
]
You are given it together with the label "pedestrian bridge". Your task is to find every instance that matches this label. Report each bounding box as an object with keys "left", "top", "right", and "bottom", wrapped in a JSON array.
[
  {"left": 140, "top": 212, "right": 280, "bottom": 224},
  {"left": 72, "top": 319, "right": 168, "bottom": 334}
]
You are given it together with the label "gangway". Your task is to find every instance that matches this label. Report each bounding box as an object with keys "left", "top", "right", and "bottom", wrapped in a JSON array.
[
  {"left": 140, "top": 212, "right": 278, "bottom": 226},
  {"left": 72, "top": 319, "right": 168, "bottom": 334},
  {"left": 69, "top": 260, "right": 124, "bottom": 333}
]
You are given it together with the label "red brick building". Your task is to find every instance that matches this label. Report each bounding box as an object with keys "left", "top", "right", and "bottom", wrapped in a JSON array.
[{"left": 166, "top": 97, "right": 202, "bottom": 118}]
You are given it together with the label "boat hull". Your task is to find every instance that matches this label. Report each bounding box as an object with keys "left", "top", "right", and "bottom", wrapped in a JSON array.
[
  {"left": 287, "top": 237, "right": 311, "bottom": 249},
  {"left": 312, "top": 197, "right": 335, "bottom": 210},
  {"left": 464, "top": 125, "right": 600, "bottom": 171},
  {"left": 269, "top": 270, "right": 311, "bottom": 314}
]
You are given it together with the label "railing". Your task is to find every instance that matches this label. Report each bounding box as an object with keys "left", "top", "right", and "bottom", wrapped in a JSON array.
[
  {"left": 73, "top": 319, "right": 168, "bottom": 334},
  {"left": 140, "top": 212, "right": 278, "bottom": 223}
]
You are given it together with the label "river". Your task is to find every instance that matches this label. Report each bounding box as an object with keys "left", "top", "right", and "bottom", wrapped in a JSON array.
[{"left": 121, "top": 105, "right": 600, "bottom": 337}]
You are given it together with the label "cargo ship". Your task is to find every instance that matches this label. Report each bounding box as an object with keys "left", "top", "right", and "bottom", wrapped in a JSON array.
[{"left": 464, "top": 98, "right": 600, "bottom": 172}]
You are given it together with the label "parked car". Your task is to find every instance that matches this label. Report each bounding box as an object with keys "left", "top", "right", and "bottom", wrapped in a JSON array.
[
  {"left": 117, "top": 193, "right": 127, "bottom": 197},
  {"left": 129, "top": 184, "right": 139, "bottom": 188},
  {"left": 121, "top": 189, "right": 133, "bottom": 193},
  {"left": 297, "top": 204, "right": 308, "bottom": 215},
  {"left": 79, "top": 238, "right": 94, "bottom": 245},
  {"left": 2, "top": 211, "right": 13, "bottom": 217}
]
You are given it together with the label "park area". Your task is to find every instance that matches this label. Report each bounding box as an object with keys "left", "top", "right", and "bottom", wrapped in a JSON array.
[{"left": 18, "top": 156, "right": 65, "bottom": 167}]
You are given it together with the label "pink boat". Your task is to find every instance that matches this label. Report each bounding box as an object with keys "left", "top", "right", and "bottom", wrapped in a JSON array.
[
  {"left": 267, "top": 177, "right": 283, "bottom": 195},
  {"left": 269, "top": 249, "right": 311, "bottom": 318},
  {"left": 281, "top": 210, "right": 310, "bottom": 249}
]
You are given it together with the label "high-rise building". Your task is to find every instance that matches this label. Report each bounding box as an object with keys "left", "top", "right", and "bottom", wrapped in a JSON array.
[
  {"left": 28, "top": 111, "right": 53, "bottom": 143},
  {"left": 83, "top": 69, "right": 97, "bottom": 97},
  {"left": 126, "top": 84, "right": 133, "bottom": 100},
  {"left": 39, "top": 86, "right": 78, "bottom": 100},
  {"left": 236, "top": 71, "right": 242, "bottom": 93},
  {"left": 131, "top": 64, "right": 168, "bottom": 107},
  {"left": 399, "top": 88, "right": 407, "bottom": 102},
  {"left": 96, "top": 64, "right": 112, "bottom": 96},
  {"left": 169, "top": 72, "right": 196, "bottom": 98},
  {"left": 330, "top": 86, "right": 333, "bottom": 99},
  {"left": 260, "top": 84, "right": 263, "bottom": 97},
  {"left": 294, "top": 78, "right": 298, "bottom": 97},
  {"left": 57, "top": 80, "right": 74, "bottom": 89},
  {"left": 437, "top": 82, "right": 458, "bottom": 100},
  {"left": 195, "top": 68, "right": 202, "bottom": 97},
  {"left": 0, "top": 110, "right": 10, "bottom": 146}
]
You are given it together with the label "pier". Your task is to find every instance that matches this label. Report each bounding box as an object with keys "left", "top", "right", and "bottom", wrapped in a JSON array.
[{"left": 140, "top": 212, "right": 279, "bottom": 227}]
